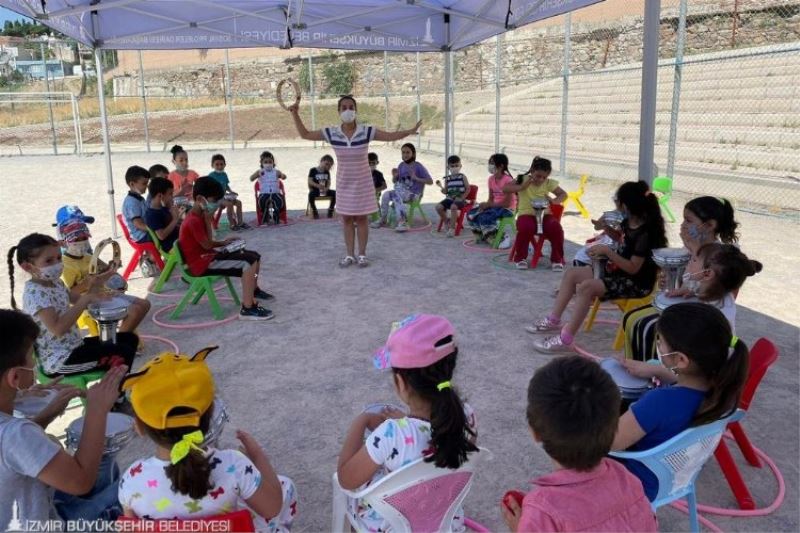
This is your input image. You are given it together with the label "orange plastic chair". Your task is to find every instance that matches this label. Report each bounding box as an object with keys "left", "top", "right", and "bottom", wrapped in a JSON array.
[
  {"left": 254, "top": 180, "right": 288, "bottom": 226},
  {"left": 116, "top": 214, "right": 165, "bottom": 280},
  {"left": 437, "top": 184, "right": 479, "bottom": 236},
  {"left": 713, "top": 337, "right": 779, "bottom": 509},
  {"left": 117, "top": 509, "right": 255, "bottom": 532}
]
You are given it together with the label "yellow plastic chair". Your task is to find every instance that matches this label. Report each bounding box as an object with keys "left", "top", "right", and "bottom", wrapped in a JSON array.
[
  {"left": 77, "top": 312, "right": 100, "bottom": 336},
  {"left": 564, "top": 174, "right": 590, "bottom": 219},
  {"left": 584, "top": 284, "right": 657, "bottom": 350}
]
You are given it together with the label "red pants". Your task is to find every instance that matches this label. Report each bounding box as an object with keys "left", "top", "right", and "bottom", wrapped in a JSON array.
[{"left": 511, "top": 214, "right": 565, "bottom": 264}]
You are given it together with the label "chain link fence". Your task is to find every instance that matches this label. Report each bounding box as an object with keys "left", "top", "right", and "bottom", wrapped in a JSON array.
[{"left": 0, "top": 0, "right": 798, "bottom": 214}]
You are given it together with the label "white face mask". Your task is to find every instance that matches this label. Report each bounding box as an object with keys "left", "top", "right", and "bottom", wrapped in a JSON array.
[
  {"left": 174, "top": 164, "right": 187, "bottom": 172},
  {"left": 262, "top": 163, "right": 274, "bottom": 171},
  {"left": 449, "top": 165, "right": 462, "bottom": 174},
  {"left": 38, "top": 262, "right": 64, "bottom": 281},
  {"left": 488, "top": 164, "right": 496, "bottom": 174},
  {"left": 66, "top": 241, "right": 90, "bottom": 257},
  {"left": 340, "top": 109, "right": 356, "bottom": 123},
  {"left": 656, "top": 343, "right": 679, "bottom": 375}
]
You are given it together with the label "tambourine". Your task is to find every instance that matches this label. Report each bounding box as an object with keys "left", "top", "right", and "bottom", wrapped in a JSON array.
[
  {"left": 276, "top": 78, "right": 301, "bottom": 110},
  {"left": 90, "top": 238, "right": 127, "bottom": 292}
]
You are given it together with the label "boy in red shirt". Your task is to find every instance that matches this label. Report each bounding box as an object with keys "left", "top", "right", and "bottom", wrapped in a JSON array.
[{"left": 178, "top": 177, "right": 274, "bottom": 321}]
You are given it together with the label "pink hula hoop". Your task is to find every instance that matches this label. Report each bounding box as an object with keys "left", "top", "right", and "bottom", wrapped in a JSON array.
[
  {"left": 464, "top": 517, "right": 491, "bottom": 532},
  {"left": 151, "top": 300, "right": 239, "bottom": 329},
  {"left": 139, "top": 334, "right": 179, "bottom": 354},
  {"left": 462, "top": 239, "right": 507, "bottom": 253}
]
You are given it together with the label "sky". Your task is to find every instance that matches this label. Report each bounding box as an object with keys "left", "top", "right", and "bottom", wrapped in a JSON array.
[{"left": 0, "top": 7, "right": 30, "bottom": 25}]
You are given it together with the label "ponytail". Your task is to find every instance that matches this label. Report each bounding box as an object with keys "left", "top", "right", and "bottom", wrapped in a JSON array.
[
  {"left": 392, "top": 350, "right": 477, "bottom": 469},
  {"left": 490, "top": 153, "right": 511, "bottom": 177},
  {"left": 616, "top": 181, "right": 667, "bottom": 249},
  {"left": 696, "top": 243, "right": 762, "bottom": 301},
  {"left": 643, "top": 191, "right": 668, "bottom": 249},
  {"left": 656, "top": 303, "right": 749, "bottom": 426},
  {"left": 140, "top": 407, "right": 213, "bottom": 499},
  {"left": 170, "top": 145, "right": 186, "bottom": 159},
  {"left": 685, "top": 196, "right": 739, "bottom": 244},
  {"left": 8, "top": 233, "right": 59, "bottom": 310}
]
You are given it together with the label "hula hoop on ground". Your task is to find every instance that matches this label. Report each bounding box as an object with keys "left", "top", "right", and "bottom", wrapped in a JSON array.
[
  {"left": 296, "top": 214, "right": 339, "bottom": 224},
  {"left": 151, "top": 299, "right": 239, "bottom": 329},
  {"left": 139, "top": 334, "right": 179, "bottom": 354},
  {"left": 249, "top": 217, "right": 299, "bottom": 228},
  {"left": 491, "top": 253, "right": 542, "bottom": 271},
  {"left": 463, "top": 239, "right": 507, "bottom": 253},
  {"left": 464, "top": 518, "right": 491, "bottom": 532},
  {"left": 147, "top": 278, "right": 229, "bottom": 298}
]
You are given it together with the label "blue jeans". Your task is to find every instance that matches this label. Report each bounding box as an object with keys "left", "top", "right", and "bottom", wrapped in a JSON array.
[
  {"left": 54, "top": 454, "right": 122, "bottom": 522},
  {"left": 467, "top": 207, "right": 514, "bottom": 235}
]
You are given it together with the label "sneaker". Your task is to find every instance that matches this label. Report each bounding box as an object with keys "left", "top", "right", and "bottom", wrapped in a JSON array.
[
  {"left": 551, "top": 263, "right": 565, "bottom": 273},
  {"left": 312, "top": 210, "right": 320, "bottom": 220},
  {"left": 357, "top": 255, "right": 370, "bottom": 268},
  {"left": 516, "top": 260, "right": 529, "bottom": 270},
  {"left": 525, "top": 316, "right": 562, "bottom": 334},
  {"left": 339, "top": 255, "right": 356, "bottom": 268},
  {"left": 534, "top": 334, "right": 575, "bottom": 354},
  {"left": 239, "top": 222, "right": 252, "bottom": 230},
  {"left": 446, "top": 229, "right": 455, "bottom": 238},
  {"left": 254, "top": 288, "right": 275, "bottom": 301},
  {"left": 239, "top": 305, "right": 275, "bottom": 321},
  {"left": 139, "top": 256, "right": 161, "bottom": 278},
  {"left": 395, "top": 222, "right": 409, "bottom": 233},
  {"left": 498, "top": 233, "right": 512, "bottom": 249},
  {"left": 231, "top": 224, "right": 242, "bottom": 232},
  {"left": 369, "top": 220, "right": 382, "bottom": 229}
]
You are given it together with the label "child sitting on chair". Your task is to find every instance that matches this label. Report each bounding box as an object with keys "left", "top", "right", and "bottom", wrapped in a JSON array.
[
  {"left": 374, "top": 143, "right": 432, "bottom": 232},
  {"left": 145, "top": 177, "right": 183, "bottom": 253},
  {"left": 122, "top": 165, "right": 160, "bottom": 276},
  {"left": 502, "top": 156, "right": 567, "bottom": 271},
  {"left": 466, "top": 153, "right": 517, "bottom": 247},
  {"left": 56, "top": 209, "right": 151, "bottom": 335},
  {"left": 178, "top": 177, "right": 275, "bottom": 321},
  {"left": 119, "top": 346, "right": 296, "bottom": 531},
  {"left": 307, "top": 154, "right": 337, "bottom": 219},
  {"left": 435, "top": 155, "right": 470, "bottom": 237},
  {"left": 209, "top": 154, "right": 249, "bottom": 231},
  {"left": 528, "top": 181, "right": 667, "bottom": 354},
  {"left": 0, "top": 309, "right": 128, "bottom": 530},
  {"left": 612, "top": 303, "right": 748, "bottom": 501},
  {"left": 368, "top": 153, "right": 387, "bottom": 222},
  {"left": 338, "top": 314, "right": 478, "bottom": 532},
  {"left": 168, "top": 145, "right": 200, "bottom": 201},
  {"left": 7, "top": 233, "right": 138, "bottom": 378},
  {"left": 250, "top": 151, "right": 287, "bottom": 226},
  {"left": 501, "top": 355, "right": 656, "bottom": 532}
]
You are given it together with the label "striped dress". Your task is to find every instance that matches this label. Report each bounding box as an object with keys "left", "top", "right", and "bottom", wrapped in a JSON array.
[{"left": 323, "top": 124, "right": 376, "bottom": 216}]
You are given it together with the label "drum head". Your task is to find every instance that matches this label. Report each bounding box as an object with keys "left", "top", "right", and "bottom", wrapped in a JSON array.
[
  {"left": 655, "top": 292, "right": 697, "bottom": 311},
  {"left": 69, "top": 412, "right": 134, "bottom": 437},
  {"left": 600, "top": 358, "right": 651, "bottom": 391}
]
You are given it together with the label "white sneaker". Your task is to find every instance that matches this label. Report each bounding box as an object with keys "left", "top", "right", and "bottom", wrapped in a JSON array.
[
  {"left": 395, "top": 222, "right": 409, "bottom": 233},
  {"left": 446, "top": 229, "right": 455, "bottom": 238},
  {"left": 551, "top": 263, "right": 565, "bottom": 272},
  {"left": 524, "top": 316, "right": 562, "bottom": 334},
  {"left": 498, "top": 233, "right": 512, "bottom": 249},
  {"left": 516, "top": 260, "right": 529, "bottom": 270},
  {"left": 534, "top": 335, "right": 576, "bottom": 354}
]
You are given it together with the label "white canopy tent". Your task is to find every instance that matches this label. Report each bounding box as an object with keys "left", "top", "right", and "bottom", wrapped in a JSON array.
[{"left": 0, "top": 0, "right": 662, "bottom": 234}]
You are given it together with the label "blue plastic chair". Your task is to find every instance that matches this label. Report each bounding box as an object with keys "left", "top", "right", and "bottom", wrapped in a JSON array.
[{"left": 610, "top": 409, "right": 744, "bottom": 533}]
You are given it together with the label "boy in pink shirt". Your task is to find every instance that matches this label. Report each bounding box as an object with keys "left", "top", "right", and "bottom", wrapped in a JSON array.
[{"left": 502, "top": 356, "right": 657, "bottom": 532}]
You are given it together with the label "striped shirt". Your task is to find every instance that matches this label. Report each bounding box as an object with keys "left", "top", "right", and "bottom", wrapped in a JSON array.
[{"left": 323, "top": 124, "right": 377, "bottom": 216}]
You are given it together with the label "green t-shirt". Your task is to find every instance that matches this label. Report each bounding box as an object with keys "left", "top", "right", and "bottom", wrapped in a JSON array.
[{"left": 207, "top": 171, "right": 230, "bottom": 190}]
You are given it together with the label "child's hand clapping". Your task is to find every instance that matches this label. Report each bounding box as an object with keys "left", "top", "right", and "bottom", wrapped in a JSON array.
[
  {"left": 85, "top": 365, "right": 128, "bottom": 415},
  {"left": 236, "top": 430, "right": 267, "bottom": 461},
  {"left": 619, "top": 358, "right": 658, "bottom": 380}
]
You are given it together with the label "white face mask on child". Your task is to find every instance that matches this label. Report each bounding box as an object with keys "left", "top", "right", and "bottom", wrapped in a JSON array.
[
  {"left": 262, "top": 163, "right": 274, "bottom": 171},
  {"left": 37, "top": 263, "right": 64, "bottom": 281},
  {"left": 66, "top": 241, "right": 91, "bottom": 257},
  {"left": 488, "top": 164, "right": 496, "bottom": 174}
]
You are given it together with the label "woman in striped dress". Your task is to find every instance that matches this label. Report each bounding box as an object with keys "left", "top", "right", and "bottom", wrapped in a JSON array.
[{"left": 289, "top": 96, "right": 421, "bottom": 267}]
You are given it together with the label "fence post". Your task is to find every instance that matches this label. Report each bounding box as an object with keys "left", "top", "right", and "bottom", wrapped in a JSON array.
[
  {"left": 560, "top": 14, "right": 571, "bottom": 177},
  {"left": 70, "top": 94, "right": 80, "bottom": 155},
  {"left": 94, "top": 48, "right": 118, "bottom": 238},
  {"left": 40, "top": 41, "right": 58, "bottom": 155},
  {"left": 74, "top": 96, "right": 83, "bottom": 155},
  {"left": 224, "top": 49, "right": 235, "bottom": 150},
  {"left": 415, "top": 51, "right": 421, "bottom": 148},
  {"left": 138, "top": 50, "right": 150, "bottom": 152},
  {"left": 638, "top": 0, "right": 661, "bottom": 186},
  {"left": 494, "top": 34, "right": 502, "bottom": 154},
  {"left": 308, "top": 54, "right": 317, "bottom": 148},
  {"left": 383, "top": 51, "right": 390, "bottom": 131},
  {"left": 666, "top": 0, "right": 687, "bottom": 179}
]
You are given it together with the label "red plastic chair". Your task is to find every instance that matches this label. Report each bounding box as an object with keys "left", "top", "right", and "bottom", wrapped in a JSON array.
[
  {"left": 713, "top": 337, "right": 779, "bottom": 509},
  {"left": 437, "top": 184, "right": 479, "bottom": 236},
  {"left": 115, "top": 214, "right": 165, "bottom": 281},
  {"left": 117, "top": 509, "right": 255, "bottom": 532},
  {"left": 254, "top": 180, "right": 288, "bottom": 226},
  {"left": 211, "top": 206, "right": 224, "bottom": 229},
  {"left": 509, "top": 203, "right": 565, "bottom": 268}
]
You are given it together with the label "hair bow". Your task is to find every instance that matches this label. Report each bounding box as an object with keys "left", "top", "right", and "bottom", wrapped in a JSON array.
[{"left": 170, "top": 430, "right": 205, "bottom": 465}]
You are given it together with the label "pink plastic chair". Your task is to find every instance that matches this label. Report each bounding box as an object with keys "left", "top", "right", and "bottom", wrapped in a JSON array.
[{"left": 331, "top": 448, "right": 487, "bottom": 532}]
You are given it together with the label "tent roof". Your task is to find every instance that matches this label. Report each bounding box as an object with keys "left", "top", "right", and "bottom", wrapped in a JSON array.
[{"left": 0, "top": 0, "right": 602, "bottom": 51}]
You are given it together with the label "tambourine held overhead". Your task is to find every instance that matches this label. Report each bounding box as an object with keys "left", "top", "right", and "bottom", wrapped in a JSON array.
[{"left": 276, "top": 78, "right": 301, "bottom": 110}]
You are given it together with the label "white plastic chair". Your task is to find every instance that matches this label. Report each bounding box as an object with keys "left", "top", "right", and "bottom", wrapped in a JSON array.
[
  {"left": 610, "top": 409, "right": 745, "bottom": 532},
  {"left": 331, "top": 447, "right": 488, "bottom": 533}
]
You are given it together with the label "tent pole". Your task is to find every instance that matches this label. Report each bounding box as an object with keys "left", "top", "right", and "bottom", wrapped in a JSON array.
[
  {"left": 666, "top": 0, "right": 687, "bottom": 179},
  {"left": 224, "top": 49, "right": 235, "bottom": 150},
  {"left": 40, "top": 41, "right": 57, "bottom": 155},
  {"left": 560, "top": 13, "right": 571, "bottom": 177},
  {"left": 138, "top": 50, "right": 150, "bottom": 152},
  {"left": 638, "top": 0, "right": 661, "bottom": 185},
  {"left": 95, "top": 48, "right": 118, "bottom": 238},
  {"left": 443, "top": 13, "right": 452, "bottom": 172},
  {"left": 494, "top": 34, "right": 501, "bottom": 154},
  {"left": 383, "top": 51, "right": 389, "bottom": 131},
  {"left": 415, "top": 51, "right": 421, "bottom": 149},
  {"left": 308, "top": 54, "right": 317, "bottom": 149}
]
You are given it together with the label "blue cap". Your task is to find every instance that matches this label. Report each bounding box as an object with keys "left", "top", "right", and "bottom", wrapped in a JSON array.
[{"left": 54, "top": 205, "right": 95, "bottom": 227}]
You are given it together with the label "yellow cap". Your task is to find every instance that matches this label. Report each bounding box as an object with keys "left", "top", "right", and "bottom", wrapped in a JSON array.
[{"left": 121, "top": 346, "right": 217, "bottom": 430}]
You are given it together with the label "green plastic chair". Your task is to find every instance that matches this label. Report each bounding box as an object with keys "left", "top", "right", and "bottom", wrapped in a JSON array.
[
  {"left": 490, "top": 214, "right": 516, "bottom": 249},
  {"left": 34, "top": 350, "right": 104, "bottom": 407},
  {"left": 170, "top": 244, "right": 241, "bottom": 320},
  {"left": 369, "top": 192, "right": 382, "bottom": 223},
  {"left": 147, "top": 227, "right": 184, "bottom": 294},
  {"left": 653, "top": 176, "right": 676, "bottom": 223},
  {"left": 388, "top": 195, "right": 429, "bottom": 228}
]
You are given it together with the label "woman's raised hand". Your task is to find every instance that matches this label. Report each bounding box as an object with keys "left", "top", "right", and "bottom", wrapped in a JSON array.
[{"left": 287, "top": 103, "right": 299, "bottom": 115}]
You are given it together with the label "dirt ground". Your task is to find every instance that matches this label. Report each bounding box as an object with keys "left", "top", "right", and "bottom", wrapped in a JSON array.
[{"left": 0, "top": 145, "right": 797, "bottom": 532}]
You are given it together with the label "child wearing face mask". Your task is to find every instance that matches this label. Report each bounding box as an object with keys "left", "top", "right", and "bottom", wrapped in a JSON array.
[
  {"left": 7, "top": 234, "right": 138, "bottom": 377},
  {"left": 466, "top": 153, "right": 517, "bottom": 245},
  {"left": 374, "top": 143, "right": 432, "bottom": 232},
  {"left": 168, "top": 145, "right": 200, "bottom": 201},
  {"left": 622, "top": 243, "right": 761, "bottom": 361},
  {"left": 435, "top": 155, "right": 470, "bottom": 237},
  {"left": 250, "top": 151, "right": 287, "bottom": 226},
  {"left": 612, "top": 303, "right": 748, "bottom": 502},
  {"left": 56, "top": 210, "right": 151, "bottom": 335},
  {"left": 178, "top": 177, "right": 276, "bottom": 321},
  {"left": 145, "top": 177, "right": 183, "bottom": 253}
]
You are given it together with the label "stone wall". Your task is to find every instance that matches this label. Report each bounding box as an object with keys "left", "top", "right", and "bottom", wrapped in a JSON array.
[{"left": 110, "top": 1, "right": 800, "bottom": 98}]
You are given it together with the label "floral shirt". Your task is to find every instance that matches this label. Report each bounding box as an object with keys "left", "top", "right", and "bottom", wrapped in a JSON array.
[{"left": 23, "top": 280, "right": 83, "bottom": 374}]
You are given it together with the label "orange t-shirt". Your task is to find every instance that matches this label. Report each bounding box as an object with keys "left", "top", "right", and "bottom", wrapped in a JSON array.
[{"left": 168, "top": 170, "right": 199, "bottom": 199}]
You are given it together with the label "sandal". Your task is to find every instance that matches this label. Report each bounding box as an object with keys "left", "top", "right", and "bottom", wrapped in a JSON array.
[
  {"left": 357, "top": 255, "right": 370, "bottom": 268},
  {"left": 339, "top": 256, "right": 356, "bottom": 268}
]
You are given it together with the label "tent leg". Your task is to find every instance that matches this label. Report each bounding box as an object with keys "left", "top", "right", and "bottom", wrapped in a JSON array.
[
  {"left": 95, "top": 48, "right": 117, "bottom": 238},
  {"left": 638, "top": 0, "right": 661, "bottom": 186}
]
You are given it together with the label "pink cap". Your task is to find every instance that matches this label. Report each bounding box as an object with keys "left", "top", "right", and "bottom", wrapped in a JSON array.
[{"left": 373, "top": 314, "right": 457, "bottom": 370}]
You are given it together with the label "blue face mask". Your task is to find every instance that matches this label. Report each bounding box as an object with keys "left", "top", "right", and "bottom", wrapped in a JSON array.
[
  {"left": 686, "top": 223, "right": 705, "bottom": 242},
  {"left": 204, "top": 201, "right": 219, "bottom": 213}
]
